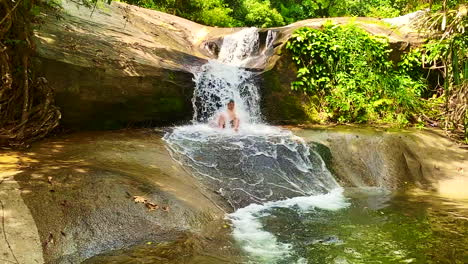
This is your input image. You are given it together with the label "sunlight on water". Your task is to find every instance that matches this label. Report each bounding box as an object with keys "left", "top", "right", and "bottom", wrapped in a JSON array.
[
  {"left": 191, "top": 61, "right": 261, "bottom": 123},
  {"left": 191, "top": 28, "right": 271, "bottom": 123}
]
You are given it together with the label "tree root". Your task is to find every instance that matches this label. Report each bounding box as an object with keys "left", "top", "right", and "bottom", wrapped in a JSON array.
[{"left": 0, "top": 0, "right": 61, "bottom": 148}]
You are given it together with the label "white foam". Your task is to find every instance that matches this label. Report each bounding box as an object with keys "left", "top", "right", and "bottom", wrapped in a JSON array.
[
  {"left": 228, "top": 188, "right": 349, "bottom": 263},
  {"left": 191, "top": 28, "right": 278, "bottom": 125},
  {"left": 218, "top": 27, "right": 260, "bottom": 66},
  {"left": 167, "top": 123, "right": 299, "bottom": 138},
  {"left": 164, "top": 26, "right": 345, "bottom": 263}
]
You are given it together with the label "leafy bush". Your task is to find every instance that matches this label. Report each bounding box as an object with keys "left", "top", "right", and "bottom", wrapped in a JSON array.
[
  {"left": 286, "top": 22, "right": 426, "bottom": 125},
  {"left": 195, "top": 6, "right": 239, "bottom": 27},
  {"left": 188, "top": 0, "right": 239, "bottom": 26},
  {"left": 119, "top": 0, "right": 427, "bottom": 28},
  {"left": 242, "top": 0, "right": 285, "bottom": 27}
]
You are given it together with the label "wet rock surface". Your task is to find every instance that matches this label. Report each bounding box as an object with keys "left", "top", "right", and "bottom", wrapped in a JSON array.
[
  {"left": 2, "top": 129, "right": 227, "bottom": 263},
  {"left": 294, "top": 127, "right": 468, "bottom": 191},
  {"left": 164, "top": 129, "right": 339, "bottom": 210},
  {"left": 1, "top": 127, "right": 465, "bottom": 263}
]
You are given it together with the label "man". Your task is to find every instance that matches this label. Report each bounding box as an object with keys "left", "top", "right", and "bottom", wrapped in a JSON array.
[{"left": 217, "top": 99, "right": 240, "bottom": 132}]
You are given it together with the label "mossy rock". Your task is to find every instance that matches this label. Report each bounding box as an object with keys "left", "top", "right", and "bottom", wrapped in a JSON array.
[{"left": 259, "top": 49, "right": 309, "bottom": 124}]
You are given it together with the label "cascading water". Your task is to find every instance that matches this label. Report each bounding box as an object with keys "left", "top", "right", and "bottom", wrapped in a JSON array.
[
  {"left": 192, "top": 28, "right": 263, "bottom": 123},
  {"left": 163, "top": 28, "right": 347, "bottom": 263}
]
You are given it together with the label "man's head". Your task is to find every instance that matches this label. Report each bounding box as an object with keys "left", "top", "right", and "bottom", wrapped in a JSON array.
[{"left": 227, "top": 99, "right": 235, "bottom": 110}]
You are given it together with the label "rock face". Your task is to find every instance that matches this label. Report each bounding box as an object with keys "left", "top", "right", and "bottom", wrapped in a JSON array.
[
  {"left": 33, "top": 1, "right": 423, "bottom": 129},
  {"left": 259, "top": 49, "right": 308, "bottom": 124},
  {"left": 33, "top": 1, "right": 237, "bottom": 130},
  {"left": 34, "top": 3, "right": 184, "bottom": 130},
  {"left": 294, "top": 127, "right": 468, "bottom": 190},
  {"left": 3, "top": 129, "right": 228, "bottom": 263}
]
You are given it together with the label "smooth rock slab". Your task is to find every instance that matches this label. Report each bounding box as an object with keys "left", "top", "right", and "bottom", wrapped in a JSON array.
[
  {"left": 0, "top": 160, "right": 45, "bottom": 264},
  {"left": 293, "top": 127, "right": 468, "bottom": 192},
  {"left": 2, "top": 129, "right": 227, "bottom": 263}
]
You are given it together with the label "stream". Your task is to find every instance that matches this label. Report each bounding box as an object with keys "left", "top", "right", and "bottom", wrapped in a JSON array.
[{"left": 84, "top": 187, "right": 467, "bottom": 263}]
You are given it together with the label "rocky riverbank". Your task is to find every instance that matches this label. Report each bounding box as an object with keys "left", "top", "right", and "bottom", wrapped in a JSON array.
[{"left": 1, "top": 127, "right": 465, "bottom": 263}]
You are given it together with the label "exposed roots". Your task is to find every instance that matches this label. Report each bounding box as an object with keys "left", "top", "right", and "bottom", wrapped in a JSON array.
[
  {"left": 446, "top": 82, "right": 468, "bottom": 140},
  {"left": 416, "top": 4, "right": 468, "bottom": 143},
  {"left": 0, "top": 0, "right": 61, "bottom": 148}
]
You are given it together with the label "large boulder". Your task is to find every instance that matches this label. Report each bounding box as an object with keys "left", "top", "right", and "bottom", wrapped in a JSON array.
[{"left": 33, "top": 1, "right": 227, "bottom": 130}]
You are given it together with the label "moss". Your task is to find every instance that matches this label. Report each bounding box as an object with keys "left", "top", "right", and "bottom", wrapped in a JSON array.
[
  {"left": 261, "top": 53, "right": 311, "bottom": 124},
  {"left": 262, "top": 70, "right": 282, "bottom": 92},
  {"left": 263, "top": 93, "right": 309, "bottom": 124},
  {"left": 168, "top": 72, "right": 176, "bottom": 81},
  {"left": 309, "top": 142, "right": 335, "bottom": 174},
  {"left": 280, "top": 95, "right": 308, "bottom": 122},
  {"left": 156, "top": 96, "right": 184, "bottom": 113}
]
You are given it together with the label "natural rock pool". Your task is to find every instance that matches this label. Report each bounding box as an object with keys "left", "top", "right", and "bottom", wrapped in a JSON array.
[
  {"left": 80, "top": 26, "right": 468, "bottom": 264},
  {"left": 84, "top": 184, "right": 468, "bottom": 264}
]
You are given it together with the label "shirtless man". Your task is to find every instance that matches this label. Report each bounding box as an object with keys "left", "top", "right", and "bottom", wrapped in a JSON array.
[{"left": 217, "top": 99, "right": 240, "bottom": 132}]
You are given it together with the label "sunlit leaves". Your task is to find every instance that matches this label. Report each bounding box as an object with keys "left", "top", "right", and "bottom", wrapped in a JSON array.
[
  {"left": 286, "top": 23, "right": 426, "bottom": 125},
  {"left": 118, "top": 0, "right": 428, "bottom": 28},
  {"left": 242, "top": 0, "right": 284, "bottom": 27}
]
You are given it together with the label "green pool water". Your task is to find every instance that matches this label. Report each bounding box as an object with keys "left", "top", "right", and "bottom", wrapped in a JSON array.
[
  {"left": 84, "top": 188, "right": 468, "bottom": 264},
  {"left": 262, "top": 188, "right": 467, "bottom": 264}
]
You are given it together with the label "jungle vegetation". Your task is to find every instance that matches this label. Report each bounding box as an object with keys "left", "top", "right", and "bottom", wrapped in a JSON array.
[
  {"left": 118, "top": 0, "right": 462, "bottom": 28},
  {"left": 286, "top": 2, "right": 466, "bottom": 141},
  {"left": 122, "top": 0, "right": 467, "bottom": 141}
]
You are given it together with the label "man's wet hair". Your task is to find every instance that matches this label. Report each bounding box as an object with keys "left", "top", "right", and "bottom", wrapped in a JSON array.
[{"left": 228, "top": 99, "right": 235, "bottom": 104}]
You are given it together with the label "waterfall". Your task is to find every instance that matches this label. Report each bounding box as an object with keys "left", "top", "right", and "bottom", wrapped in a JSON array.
[
  {"left": 191, "top": 61, "right": 261, "bottom": 124},
  {"left": 164, "top": 28, "right": 340, "bottom": 209},
  {"left": 192, "top": 28, "right": 265, "bottom": 124}
]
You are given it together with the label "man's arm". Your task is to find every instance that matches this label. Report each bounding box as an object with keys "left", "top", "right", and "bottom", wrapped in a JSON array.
[
  {"left": 217, "top": 114, "right": 225, "bottom": 128},
  {"left": 233, "top": 117, "right": 240, "bottom": 132}
]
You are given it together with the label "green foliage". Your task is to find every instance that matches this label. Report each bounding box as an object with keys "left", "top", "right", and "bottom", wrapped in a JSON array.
[
  {"left": 421, "top": 35, "right": 467, "bottom": 87},
  {"left": 243, "top": 0, "right": 284, "bottom": 27},
  {"left": 415, "top": 4, "right": 468, "bottom": 141},
  {"left": 268, "top": 0, "right": 403, "bottom": 22},
  {"left": 194, "top": 7, "right": 238, "bottom": 26},
  {"left": 3, "top": 38, "right": 27, "bottom": 46},
  {"left": 188, "top": 0, "right": 239, "bottom": 27},
  {"left": 120, "top": 0, "right": 239, "bottom": 26},
  {"left": 118, "top": 0, "right": 438, "bottom": 28},
  {"left": 30, "top": 4, "right": 41, "bottom": 16},
  {"left": 113, "top": 0, "right": 464, "bottom": 28},
  {"left": 286, "top": 23, "right": 426, "bottom": 125},
  {"left": 365, "top": 1, "right": 401, "bottom": 18}
]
